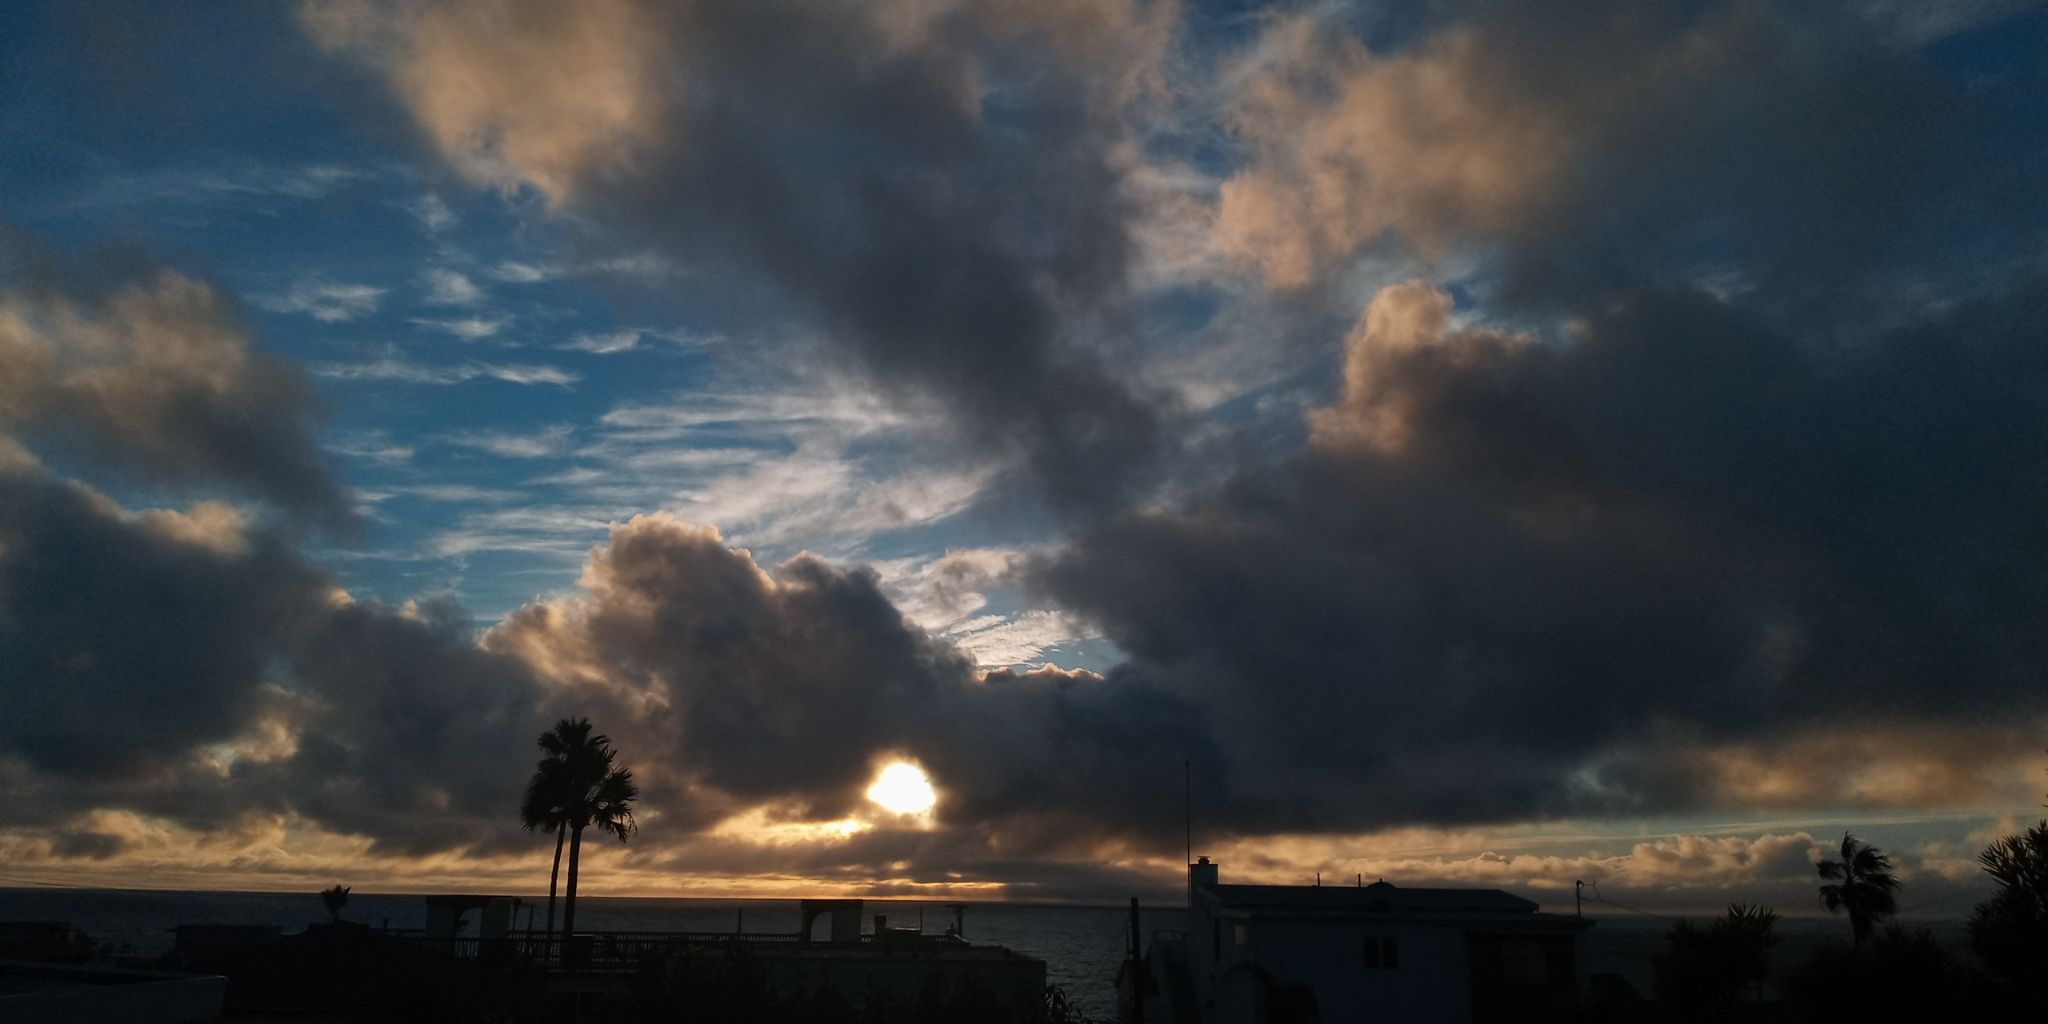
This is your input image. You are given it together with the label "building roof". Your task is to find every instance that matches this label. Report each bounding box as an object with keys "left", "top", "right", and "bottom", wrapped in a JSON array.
[{"left": 1206, "top": 882, "right": 1539, "bottom": 916}]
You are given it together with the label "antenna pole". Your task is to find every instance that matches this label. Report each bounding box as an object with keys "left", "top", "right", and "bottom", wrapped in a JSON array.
[{"left": 1183, "top": 760, "right": 1192, "bottom": 865}]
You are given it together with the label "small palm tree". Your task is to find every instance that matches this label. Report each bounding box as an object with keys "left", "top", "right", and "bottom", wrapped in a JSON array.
[
  {"left": 319, "top": 884, "right": 350, "bottom": 923},
  {"left": 1818, "top": 833, "right": 1901, "bottom": 946}
]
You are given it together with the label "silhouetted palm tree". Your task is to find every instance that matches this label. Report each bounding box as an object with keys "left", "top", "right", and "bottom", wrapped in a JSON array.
[
  {"left": 319, "top": 884, "right": 350, "bottom": 924},
  {"left": 522, "top": 717, "right": 638, "bottom": 965},
  {"left": 1968, "top": 761, "right": 2048, "bottom": 982},
  {"left": 523, "top": 718, "right": 612, "bottom": 959},
  {"left": 560, "top": 760, "right": 638, "bottom": 961},
  {"left": 521, "top": 758, "right": 572, "bottom": 954},
  {"left": 1818, "top": 833, "right": 1901, "bottom": 946}
]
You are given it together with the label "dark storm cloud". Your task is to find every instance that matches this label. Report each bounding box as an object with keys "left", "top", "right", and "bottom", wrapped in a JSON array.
[
  {"left": 0, "top": 246, "right": 356, "bottom": 527},
  {"left": 0, "top": 463, "right": 326, "bottom": 780},
  {"left": 0, "top": 238, "right": 544, "bottom": 854},
  {"left": 1039, "top": 277, "right": 2048, "bottom": 832},
  {"left": 251, "top": 597, "right": 548, "bottom": 856},
  {"left": 48, "top": 830, "right": 125, "bottom": 860},
  {"left": 306, "top": 0, "right": 1174, "bottom": 510},
  {"left": 0, "top": 454, "right": 553, "bottom": 853},
  {"left": 490, "top": 515, "right": 1215, "bottom": 851},
  {"left": 0, "top": 464, "right": 1204, "bottom": 867}
]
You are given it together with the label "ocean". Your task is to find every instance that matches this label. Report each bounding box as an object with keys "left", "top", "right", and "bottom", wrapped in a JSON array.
[{"left": 0, "top": 887, "right": 1975, "bottom": 1019}]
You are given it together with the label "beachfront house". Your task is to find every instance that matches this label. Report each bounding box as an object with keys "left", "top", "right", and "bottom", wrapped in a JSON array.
[{"left": 1127, "top": 858, "right": 1591, "bottom": 1023}]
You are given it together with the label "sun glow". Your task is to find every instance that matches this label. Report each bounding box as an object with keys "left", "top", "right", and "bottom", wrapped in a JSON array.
[{"left": 866, "top": 761, "right": 937, "bottom": 815}]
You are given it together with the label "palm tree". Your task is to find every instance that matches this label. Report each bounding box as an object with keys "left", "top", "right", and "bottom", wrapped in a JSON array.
[
  {"left": 521, "top": 717, "right": 638, "bottom": 965},
  {"left": 523, "top": 718, "right": 611, "bottom": 959},
  {"left": 520, "top": 756, "right": 572, "bottom": 955},
  {"left": 1817, "top": 833, "right": 1901, "bottom": 946},
  {"left": 559, "top": 759, "right": 638, "bottom": 962},
  {"left": 319, "top": 884, "right": 350, "bottom": 924}
]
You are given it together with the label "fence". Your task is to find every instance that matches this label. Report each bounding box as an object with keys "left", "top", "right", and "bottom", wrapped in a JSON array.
[{"left": 376, "top": 928, "right": 811, "bottom": 972}]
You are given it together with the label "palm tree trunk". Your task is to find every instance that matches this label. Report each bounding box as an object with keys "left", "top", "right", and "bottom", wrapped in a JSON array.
[
  {"left": 562, "top": 824, "right": 585, "bottom": 967},
  {"left": 544, "top": 823, "right": 565, "bottom": 961}
]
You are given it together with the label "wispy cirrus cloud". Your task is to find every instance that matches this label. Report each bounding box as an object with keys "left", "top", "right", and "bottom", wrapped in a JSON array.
[
  {"left": 489, "top": 260, "right": 552, "bottom": 284},
  {"left": 441, "top": 424, "right": 575, "bottom": 459},
  {"left": 56, "top": 162, "right": 372, "bottom": 212},
  {"left": 310, "top": 354, "right": 576, "bottom": 386},
  {"left": 325, "top": 432, "right": 414, "bottom": 464},
  {"left": 409, "top": 315, "right": 507, "bottom": 340},
  {"left": 488, "top": 253, "right": 677, "bottom": 285},
  {"left": 561, "top": 329, "right": 640, "bottom": 354},
  {"left": 943, "top": 610, "right": 1101, "bottom": 669},
  {"left": 420, "top": 268, "right": 483, "bottom": 306},
  {"left": 404, "top": 193, "right": 457, "bottom": 233},
  {"left": 253, "top": 280, "right": 386, "bottom": 323}
]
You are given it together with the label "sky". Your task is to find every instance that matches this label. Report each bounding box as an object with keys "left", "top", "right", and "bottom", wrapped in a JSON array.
[{"left": 1, "top": 0, "right": 2046, "bottom": 919}]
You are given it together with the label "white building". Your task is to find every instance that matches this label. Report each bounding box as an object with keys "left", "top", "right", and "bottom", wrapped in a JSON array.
[{"left": 1125, "top": 858, "right": 1592, "bottom": 1023}]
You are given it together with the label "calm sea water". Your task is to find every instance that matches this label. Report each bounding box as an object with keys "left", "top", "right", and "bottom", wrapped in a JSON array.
[{"left": 0, "top": 888, "right": 1975, "bottom": 1017}]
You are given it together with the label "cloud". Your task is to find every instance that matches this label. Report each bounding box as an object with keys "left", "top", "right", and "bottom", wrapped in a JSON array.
[
  {"left": 57, "top": 163, "right": 372, "bottom": 213},
  {"left": 1040, "top": 277, "right": 2048, "bottom": 832},
  {"left": 253, "top": 280, "right": 386, "bottom": 322},
  {"left": 1213, "top": 2, "right": 2030, "bottom": 309},
  {"left": 404, "top": 193, "right": 457, "bottom": 233},
  {"left": 0, "top": 452, "right": 553, "bottom": 855},
  {"left": 326, "top": 432, "right": 414, "bottom": 463},
  {"left": 0, "top": 472, "right": 2030, "bottom": 899},
  {"left": 305, "top": 0, "right": 1180, "bottom": 511},
  {"left": 562, "top": 329, "right": 640, "bottom": 354},
  {"left": 409, "top": 315, "right": 506, "bottom": 339},
  {"left": 311, "top": 354, "right": 577, "bottom": 386},
  {"left": 420, "top": 267, "right": 483, "bottom": 306},
  {"left": 487, "top": 514, "right": 1213, "bottom": 846},
  {"left": 489, "top": 261, "right": 553, "bottom": 284},
  {"left": 0, "top": 465, "right": 326, "bottom": 780},
  {"left": 0, "top": 262, "right": 352, "bottom": 525},
  {"left": 878, "top": 547, "right": 1025, "bottom": 630},
  {"left": 944, "top": 610, "right": 1100, "bottom": 669},
  {"left": 573, "top": 379, "right": 995, "bottom": 552},
  {"left": 441, "top": 423, "right": 574, "bottom": 458},
  {"left": 301, "top": 0, "right": 679, "bottom": 203},
  {"left": 11, "top": 0, "right": 2046, "bottom": 904}
]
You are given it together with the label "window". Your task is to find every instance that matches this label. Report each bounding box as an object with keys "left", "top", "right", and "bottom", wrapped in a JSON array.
[
  {"left": 1363, "top": 935, "right": 1400, "bottom": 970},
  {"left": 1234, "top": 924, "right": 1251, "bottom": 945}
]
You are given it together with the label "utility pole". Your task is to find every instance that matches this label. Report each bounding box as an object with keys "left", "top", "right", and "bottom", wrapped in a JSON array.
[
  {"left": 1575, "top": 880, "right": 1585, "bottom": 917},
  {"left": 1183, "top": 759, "right": 1191, "bottom": 865}
]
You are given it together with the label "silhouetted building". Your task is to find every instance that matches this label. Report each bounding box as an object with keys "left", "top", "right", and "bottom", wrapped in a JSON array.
[
  {"left": 0, "top": 921, "right": 98, "bottom": 963},
  {"left": 0, "top": 961, "right": 225, "bottom": 1022},
  {"left": 1126, "top": 858, "right": 1591, "bottom": 1023}
]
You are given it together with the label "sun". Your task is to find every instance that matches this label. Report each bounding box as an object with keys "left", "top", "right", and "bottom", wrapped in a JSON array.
[{"left": 866, "top": 761, "right": 937, "bottom": 815}]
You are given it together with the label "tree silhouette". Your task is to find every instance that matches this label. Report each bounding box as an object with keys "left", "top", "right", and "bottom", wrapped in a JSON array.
[
  {"left": 522, "top": 720, "right": 596, "bottom": 958},
  {"left": 319, "top": 884, "right": 350, "bottom": 923},
  {"left": 1817, "top": 833, "right": 1901, "bottom": 946},
  {"left": 522, "top": 717, "right": 637, "bottom": 965},
  {"left": 1969, "top": 759, "right": 2048, "bottom": 983},
  {"left": 560, "top": 760, "right": 638, "bottom": 963},
  {"left": 1653, "top": 903, "right": 1781, "bottom": 1019}
]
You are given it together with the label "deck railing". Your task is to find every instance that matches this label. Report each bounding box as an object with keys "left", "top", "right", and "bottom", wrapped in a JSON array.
[{"left": 377, "top": 928, "right": 823, "bottom": 972}]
